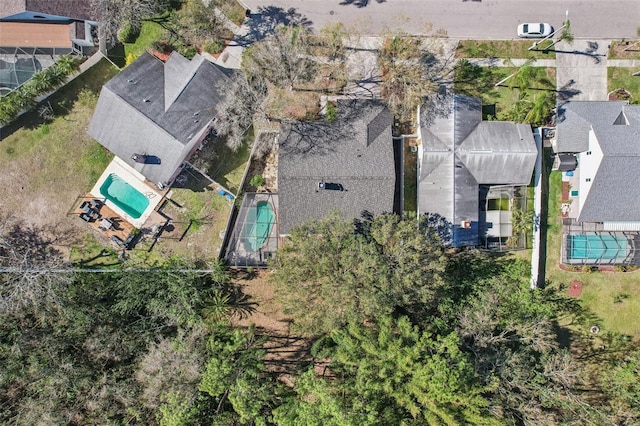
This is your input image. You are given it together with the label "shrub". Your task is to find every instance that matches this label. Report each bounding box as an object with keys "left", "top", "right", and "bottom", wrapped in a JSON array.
[
  {"left": 204, "top": 40, "right": 224, "bottom": 55},
  {"left": 325, "top": 101, "right": 337, "bottom": 121},
  {"left": 179, "top": 45, "right": 198, "bottom": 60},
  {"left": 249, "top": 174, "right": 265, "bottom": 188},
  {"left": 125, "top": 53, "right": 139, "bottom": 67},
  {"left": 0, "top": 56, "right": 80, "bottom": 126},
  {"left": 117, "top": 21, "right": 140, "bottom": 44}
]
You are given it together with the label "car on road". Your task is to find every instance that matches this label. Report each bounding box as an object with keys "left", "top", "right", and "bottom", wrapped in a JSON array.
[{"left": 517, "top": 23, "right": 553, "bottom": 38}]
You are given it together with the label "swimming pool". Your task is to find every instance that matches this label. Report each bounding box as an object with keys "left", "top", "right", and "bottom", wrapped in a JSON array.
[
  {"left": 241, "top": 201, "right": 275, "bottom": 252},
  {"left": 568, "top": 234, "right": 629, "bottom": 261},
  {"left": 99, "top": 173, "right": 150, "bottom": 219}
]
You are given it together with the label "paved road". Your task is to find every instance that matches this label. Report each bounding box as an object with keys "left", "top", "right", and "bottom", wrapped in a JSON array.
[{"left": 240, "top": 0, "right": 640, "bottom": 39}]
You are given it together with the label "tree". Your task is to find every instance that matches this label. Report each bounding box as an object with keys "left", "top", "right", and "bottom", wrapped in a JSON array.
[
  {"left": 270, "top": 212, "right": 447, "bottom": 335},
  {"left": 600, "top": 350, "right": 640, "bottom": 425},
  {"left": 175, "top": 0, "right": 226, "bottom": 48},
  {"left": 0, "top": 217, "right": 72, "bottom": 314},
  {"left": 91, "top": 0, "right": 167, "bottom": 45},
  {"left": 276, "top": 316, "right": 498, "bottom": 425},
  {"left": 213, "top": 73, "right": 267, "bottom": 151},
  {"left": 455, "top": 266, "right": 602, "bottom": 424},
  {"left": 198, "top": 325, "right": 276, "bottom": 425},
  {"left": 378, "top": 32, "right": 451, "bottom": 122},
  {"left": 243, "top": 25, "right": 317, "bottom": 91}
]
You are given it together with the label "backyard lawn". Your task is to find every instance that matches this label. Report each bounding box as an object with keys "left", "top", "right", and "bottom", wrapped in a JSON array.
[
  {"left": 456, "top": 40, "right": 556, "bottom": 60},
  {"left": 0, "top": 59, "right": 119, "bottom": 253},
  {"left": 544, "top": 165, "right": 640, "bottom": 340},
  {"left": 607, "top": 66, "right": 640, "bottom": 102}
]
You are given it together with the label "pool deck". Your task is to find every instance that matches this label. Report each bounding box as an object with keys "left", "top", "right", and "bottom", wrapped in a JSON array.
[
  {"left": 90, "top": 158, "right": 165, "bottom": 228},
  {"left": 73, "top": 196, "right": 136, "bottom": 243}
]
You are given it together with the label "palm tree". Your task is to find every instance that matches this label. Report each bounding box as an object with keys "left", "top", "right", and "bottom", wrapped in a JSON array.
[
  {"left": 202, "top": 288, "right": 232, "bottom": 324},
  {"left": 27, "top": 70, "right": 53, "bottom": 94}
]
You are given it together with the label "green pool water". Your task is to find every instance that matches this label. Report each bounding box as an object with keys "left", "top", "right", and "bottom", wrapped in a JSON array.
[
  {"left": 241, "top": 201, "right": 275, "bottom": 252},
  {"left": 568, "top": 234, "right": 629, "bottom": 261},
  {"left": 99, "top": 173, "right": 149, "bottom": 219}
]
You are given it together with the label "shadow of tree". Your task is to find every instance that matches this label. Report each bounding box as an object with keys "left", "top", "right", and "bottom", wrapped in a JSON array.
[
  {"left": 339, "top": 0, "right": 386, "bottom": 7},
  {"left": 233, "top": 6, "right": 313, "bottom": 48}
]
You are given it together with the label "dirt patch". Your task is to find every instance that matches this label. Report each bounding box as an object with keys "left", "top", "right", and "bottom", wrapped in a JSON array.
[
  {"left": 608, "top": 88, "right": 633, "bottom": 101},
  {"left": 231, "top": 270, "right": 314, "bottom": 376},
  {"left": 568, "top": 280, "right": 583, "bottom": 297},
  {"left": 609, "top": 40, "right": 640, "bottom": 59}
]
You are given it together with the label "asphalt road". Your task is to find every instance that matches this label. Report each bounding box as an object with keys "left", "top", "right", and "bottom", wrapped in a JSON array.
[{"left": 240, "top": 0, "right": 640, "bottom": 39}]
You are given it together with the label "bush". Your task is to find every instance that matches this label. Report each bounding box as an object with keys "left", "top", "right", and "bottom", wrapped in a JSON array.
[
  {"left": 249, "top": 174, "right": 265, "bottom": 188},
  {"left": 125, "top": 53, "right": 139, "bottom": 67},
  {"left": 179, "top": 45, "right": 198, "bottom": 60},
  {"left": 117, "top": 21, "right": 140, "bottom": 44},
  {"left": 325, "top": 101, "right": 337, "bottom": 121},
  {"left": 0, "top": 56, "right": 80, "bottom": 126},
  {"left": 204, "top": 40, "right": 224, "bottom": 55}
]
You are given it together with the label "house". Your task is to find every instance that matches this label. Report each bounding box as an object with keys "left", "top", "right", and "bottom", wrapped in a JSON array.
[
  {"left": 555, "top": 101, "right": 640, "bottom": 265},
  {"left": 0, "top": 7, "right": 97, "bottom": 57},
  {"left": 88, "top": 51, "right": 233, "bottom": 188},
  {"left": 277, "top": 99, "right": 398, "bottom": 235},
  {"left": 417, "top": 94, "right": 538, "bottom": 248}
]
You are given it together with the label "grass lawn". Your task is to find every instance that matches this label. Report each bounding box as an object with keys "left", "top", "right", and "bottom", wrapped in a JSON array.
[
  {"left": 0, "top": 58, "right": 119, "bottom": 260},
  {"left": 219, "top": 0, "right": 247, "bottom": 26},
  {"left": 544, "top": 160, "right": 640, "bottom": 340},
  {"left": 455, "top": 66, "right": 556, "bottom": 120},
  {"left": 108, "top": 21, "right": 166, "bottom": 67},
  {"left": 192, "top": 127, "right": 253, "bottom": 195},
  {"left": 607, "top": 67, "right": 640, "bottom": 102},
  {"left": 456, "top": 40, "right": 556, "bottom": 60},
  {"left": 134, "top": 169, "right": 234, "bottom": 263}
]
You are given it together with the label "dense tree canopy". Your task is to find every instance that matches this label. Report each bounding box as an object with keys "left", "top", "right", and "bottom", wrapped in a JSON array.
[
  {"left": 270, "top": 213, "right": 447, "bottom": 335},
  {"left": 1, "top": 212, "right": 637, "bottom": 425}
]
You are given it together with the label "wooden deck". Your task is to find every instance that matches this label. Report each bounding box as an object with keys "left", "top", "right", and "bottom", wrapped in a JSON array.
[{"left": 74, "top": 195, "right": 136, "bottom": 243}]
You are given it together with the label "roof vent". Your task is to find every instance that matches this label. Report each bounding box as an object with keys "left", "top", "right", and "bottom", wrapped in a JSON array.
[
  {"left": 143, "top": 98, "right": 150, "bottom": 103},
  {"left": 33, "top": 15, "right": 46, "bottom": 19}
]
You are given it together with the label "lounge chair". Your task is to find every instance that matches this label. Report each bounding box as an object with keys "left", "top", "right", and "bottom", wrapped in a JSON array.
[{"left": 79, "top": 213, "right": 92, "bottom": 222}]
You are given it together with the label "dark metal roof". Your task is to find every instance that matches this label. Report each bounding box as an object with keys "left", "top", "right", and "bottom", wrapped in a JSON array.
[
  {"left": 419, "top": 94, "right": 537, "bottom": 246},
  {"left": 277, "top": 99, "right": 396, "bottom": 234}
]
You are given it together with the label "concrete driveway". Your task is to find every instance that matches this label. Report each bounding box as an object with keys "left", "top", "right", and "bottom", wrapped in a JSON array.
[{"left": 555, "top": 40, "right": 610, "bottom": 101}]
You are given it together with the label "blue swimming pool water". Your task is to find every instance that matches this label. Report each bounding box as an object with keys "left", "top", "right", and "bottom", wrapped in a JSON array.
[
  {"left": 241, "top": 201, "right": 275, "bottom": 252},
  {"left": 99, "top": 173, "right": 149, "bottom": 219},
  {"left": 568, "top": 234, "right": 629, "bottom": 260}
]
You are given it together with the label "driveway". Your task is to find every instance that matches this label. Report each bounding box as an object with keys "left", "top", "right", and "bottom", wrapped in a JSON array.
[{"left": 555, "top": 40, "right": 610, "bottom": 101}]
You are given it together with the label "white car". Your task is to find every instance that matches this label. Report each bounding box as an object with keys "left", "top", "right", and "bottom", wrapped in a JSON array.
[{"left": 517, "top": 23, "right": 553, "bottom": 38}]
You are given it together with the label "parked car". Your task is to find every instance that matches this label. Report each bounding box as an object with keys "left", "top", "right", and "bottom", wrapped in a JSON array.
[{"left": 517, "top": 23, "right": 553, "bottom": 38}]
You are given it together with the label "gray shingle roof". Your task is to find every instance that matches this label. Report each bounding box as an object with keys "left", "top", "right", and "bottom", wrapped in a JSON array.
[
  {"left": 560, "top": 102, "right": 640, "bottom": 222},
  {"left": 418, "top": 94, "right": 537, "bottom": 246},
  {"left": 277, "top": 99, "right": 396, "bottom": 234},
  {"left": 556, "top": 101, "right": 631, "bottom": 153},
  {"left": 88, "top": 52, "right": 232, "bottom": 185}
]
